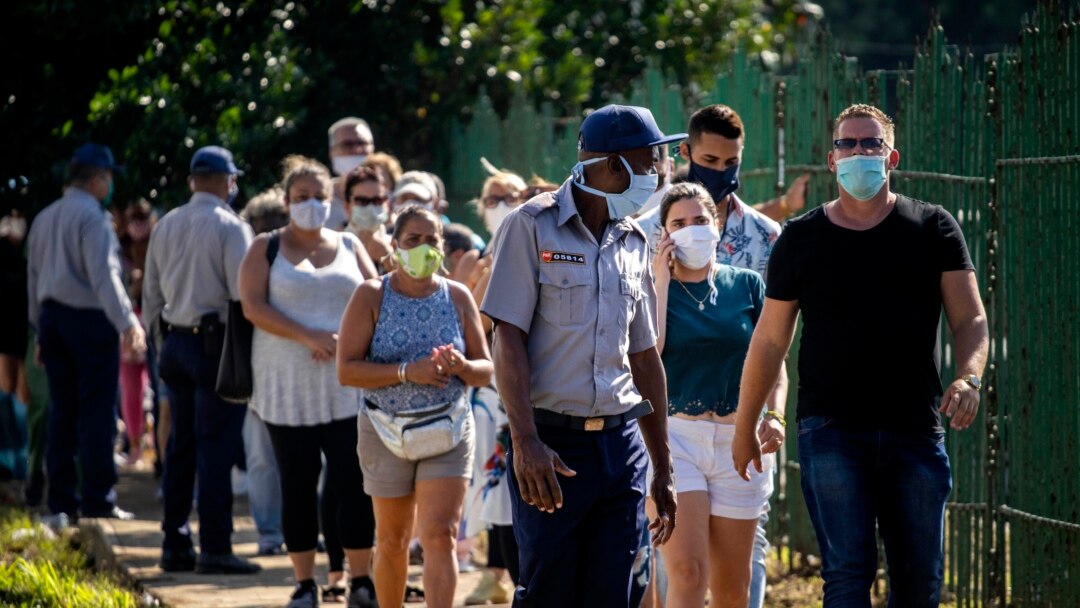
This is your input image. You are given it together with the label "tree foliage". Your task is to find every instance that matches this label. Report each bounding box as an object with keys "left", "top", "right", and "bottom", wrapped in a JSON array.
[{"left": 3, "top": 0, "right": 813, "bottom": 212}]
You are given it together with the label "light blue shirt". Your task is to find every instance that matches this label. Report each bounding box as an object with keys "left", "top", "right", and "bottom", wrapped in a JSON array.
[
  {"left": 143, "top": 191, "right": 253, "bottom": 327},
  {"left": 481, "top": 180, "right": 658, "bottom": 418},
  {"left": 26, "top": 187, "right": 137, "bottom": 332}
]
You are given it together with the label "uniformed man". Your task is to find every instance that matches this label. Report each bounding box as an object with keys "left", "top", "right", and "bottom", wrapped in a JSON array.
[
  {"left": 26, "top": 143, "right": 146, "bottom": 524},
  {"left": 481, "top": 104, "right": 682, "bottom": 607},
  {"left": 143, "top": 146, "right": 259, "bottom": 574}
]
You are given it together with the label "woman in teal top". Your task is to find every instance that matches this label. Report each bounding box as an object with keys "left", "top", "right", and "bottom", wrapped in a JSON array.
[{"left": 648, "top": 182, "right": 787, "bottom": 608}]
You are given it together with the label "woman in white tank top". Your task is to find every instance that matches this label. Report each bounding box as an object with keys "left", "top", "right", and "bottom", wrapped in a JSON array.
[{"left": 237, "top": 156, "right": 378, "bottom": 608}]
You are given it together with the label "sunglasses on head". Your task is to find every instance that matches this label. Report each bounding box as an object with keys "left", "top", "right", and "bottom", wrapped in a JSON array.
[
  {"left": 833, "top": 137, "right": 889, "bottom": 151},
  {"left": 482, "top": 195, "right": 519, "bottom": 209},
  {"left": 351, "top": 195, "right": 387, "bottom": 206}
]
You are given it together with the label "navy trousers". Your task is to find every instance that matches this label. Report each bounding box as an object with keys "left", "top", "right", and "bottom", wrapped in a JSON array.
[
  {"left": 38, "top": 301, "right": 120, "bottom": 517},
  {"left": 508, "top": 419, "right": 648, "bottom": 608},
  {"left": 158, "top": 332, "right": 246, "bottom": 554}
]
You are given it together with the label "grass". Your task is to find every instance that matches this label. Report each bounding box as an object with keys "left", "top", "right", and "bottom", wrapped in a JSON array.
[{"left": 0, "top": 507, "right": 142, "bottom": 608}]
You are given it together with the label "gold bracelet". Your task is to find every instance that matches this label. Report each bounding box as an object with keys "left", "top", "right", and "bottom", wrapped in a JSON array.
[
  {"left": 764, "top": 410, "right": 786, "bottom": 427},
  {"left": 778, "top": 195, "right": 789, "bottom": 214}
]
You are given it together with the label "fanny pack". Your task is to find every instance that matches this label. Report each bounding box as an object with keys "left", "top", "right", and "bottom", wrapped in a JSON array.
[{"left": 365, "top": 397, "right": 469, "bottom": 461}]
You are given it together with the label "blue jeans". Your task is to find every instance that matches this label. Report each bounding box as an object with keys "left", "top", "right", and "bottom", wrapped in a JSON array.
[
  {"left": 798, "top": 417, "right": 951, "bottom": 608},
  {"left": 749, "top": 510, "right": 769, "bottom": 608},
  {"left": 38, "top": 302, "right": 120, "bottom": 516},
  {"left": 243, "top": 409, "right": 283, "bottom": 550},
  {"left": 158, "top": 332, "right": 246, "bottom": 554},
  {"left": 509, "top": 419, "right": 648, "bottom": 608}
]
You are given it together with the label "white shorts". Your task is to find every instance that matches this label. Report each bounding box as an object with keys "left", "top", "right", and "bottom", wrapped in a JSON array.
[{"left": 649, "top": 416, "right": 775, "bottom": 520}]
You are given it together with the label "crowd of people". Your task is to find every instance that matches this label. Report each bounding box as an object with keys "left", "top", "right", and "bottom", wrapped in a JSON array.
[{"left": 2, "top": 99, "right": 988, "bottom": 608}]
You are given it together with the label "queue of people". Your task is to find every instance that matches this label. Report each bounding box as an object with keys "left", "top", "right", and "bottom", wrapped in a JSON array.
[{"left": 11, "top": 98, "right": 986, "bottom": 608}]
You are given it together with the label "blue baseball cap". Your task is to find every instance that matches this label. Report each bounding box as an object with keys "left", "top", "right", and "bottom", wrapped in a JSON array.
[
  {"left": 190, "top": 145, "right": 244, "bottom": 176},
  {"left": 71, "top": 143, "right": 124, "bottom": 171},
  {"left": 578, "top": 104, "right": 687, "bottom": 153}
]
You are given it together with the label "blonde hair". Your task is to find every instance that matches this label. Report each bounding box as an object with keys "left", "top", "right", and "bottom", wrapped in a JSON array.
[
  {"left": 833, "top": 104, "right": 896, "bottom": 147},
  {"left": 474, "top": 158, "right": 527, "bottom": 218},
  {"left": 362, "top": 152, "right": 403, "bottom": 189},
  {"left": 280, "top": 155, "right": 332, "bottom": 202}
]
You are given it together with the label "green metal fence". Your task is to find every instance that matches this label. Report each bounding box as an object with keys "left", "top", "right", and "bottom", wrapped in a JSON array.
[{"left": 436, "top": 2, "right": 1080, "bottom": 604}]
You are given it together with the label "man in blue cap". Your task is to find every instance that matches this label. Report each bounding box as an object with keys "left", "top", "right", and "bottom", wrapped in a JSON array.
[
  {"left": 26, "top": 143, "right": 146, "bottom": 525},
  {"left": 481, "top": 105, "right": 681, "bottom": 606},
  {"left": 143, "top": 145, "right": 259, "bottom": 574}
]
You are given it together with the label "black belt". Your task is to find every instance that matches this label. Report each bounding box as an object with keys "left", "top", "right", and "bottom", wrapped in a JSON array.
[
  {"left": 164, "top": 323, "right": 200, "bottom": 334},
  {"left": 534, "top": 400, "right": 653, "bottom": 432}
]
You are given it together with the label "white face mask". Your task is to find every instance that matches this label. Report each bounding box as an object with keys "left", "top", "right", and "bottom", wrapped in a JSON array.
[
  {"left": 331, "top": 155, "right": 366, "bottom": 176},
  {"left": 350, "top": 204, "right": 388, "bottom": 231},
  {"left": 669, "top": 224, "right": 720, "bottom": 270},
  {"left": 290, "top": 198, "right": 331, "bottom": 230},
  {"left": 483, "top": 202, "right": 514, "bottom": 236}
]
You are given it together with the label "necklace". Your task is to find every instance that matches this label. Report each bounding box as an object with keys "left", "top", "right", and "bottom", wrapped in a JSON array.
[{"left": 674, "top": 277, "right": 708, "bottom": 310}]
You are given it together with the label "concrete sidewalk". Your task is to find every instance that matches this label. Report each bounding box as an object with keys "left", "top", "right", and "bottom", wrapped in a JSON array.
[{"left": 91, "top": 468, "right": 508, "bottom": 608}]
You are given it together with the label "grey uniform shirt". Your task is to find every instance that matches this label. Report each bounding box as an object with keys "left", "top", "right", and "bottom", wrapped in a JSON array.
[
  {"left": 142, "top": 192, "right": 253, "bottom": 328},
  {"left": 481, "top": 180, "right": 658, "bottom": 418},
  {"left": 26, "top": 187, "right": 137, "bottom": 332}
]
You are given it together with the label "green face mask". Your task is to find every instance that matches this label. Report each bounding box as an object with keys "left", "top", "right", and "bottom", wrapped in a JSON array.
[
  {"left": 395, "top": 243, "right": 444, "bottom": 279},
  {"left": 102, "top": 177, "right": 115, "bottom": 207}
]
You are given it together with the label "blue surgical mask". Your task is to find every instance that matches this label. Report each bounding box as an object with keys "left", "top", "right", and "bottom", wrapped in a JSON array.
[
  {"left": 102, "top": 177, "right": 115, "bottom": 207},
  {"left": 227, "top": 182, "right": 240, "bottom": 206},
  {"left": 571, "top": 155, "right": 658, "bottom": 220},
  {"left": 688, "top": 159, "right": 740, "bottom": 203},
  {"left": 835, "top": 155, "right": 888, "bottom": 200}
]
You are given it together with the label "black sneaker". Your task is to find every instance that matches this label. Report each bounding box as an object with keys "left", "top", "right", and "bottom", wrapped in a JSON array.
[
  {"left": 287, "top": 582, "right": 319, "bottom": 608},
  {"left": 348, "top": 576, "right": 378, "bottom": 608},
  {"left": 160, "top": 547, "right": 197, "bottom": 572},
  {"left": 195, "top": 552, "right": 262, "bottom": 575}
]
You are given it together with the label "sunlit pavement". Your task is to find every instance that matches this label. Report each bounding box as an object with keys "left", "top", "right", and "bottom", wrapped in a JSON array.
[{"left": 95, "top": 468, "right": 509, "bottom": 608}]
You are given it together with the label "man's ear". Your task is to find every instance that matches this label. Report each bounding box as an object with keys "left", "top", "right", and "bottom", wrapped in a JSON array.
[
  {"left": 678, "top": 141, "right": 690, "bottom": 161},
  {"left": 887, "top": 148, "right": 901, "bottom": 171},
  {"left": 606, "top": 154, "right": 623, "bottom": 175},
  {"left": 826, "top": 151, "right": 837, "bottom": 173}
]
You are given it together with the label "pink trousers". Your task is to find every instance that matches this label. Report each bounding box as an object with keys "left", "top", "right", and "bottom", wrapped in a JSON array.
[{"left": 119, "top": 359, "right": 148, "bottom": 446}]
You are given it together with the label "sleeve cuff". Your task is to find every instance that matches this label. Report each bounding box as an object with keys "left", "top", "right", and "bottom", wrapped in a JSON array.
[{"left": 480, "top": 306, "right": 531, "bottom": 335}]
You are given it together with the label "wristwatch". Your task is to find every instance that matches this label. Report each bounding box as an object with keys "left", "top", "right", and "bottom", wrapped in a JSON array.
[{"left": 960, "top": 374, "right": 982, "bottom": 390}]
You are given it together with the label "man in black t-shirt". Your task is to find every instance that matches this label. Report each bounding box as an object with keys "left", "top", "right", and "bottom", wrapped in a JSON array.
[{"left": 731, "top": 104, "right": 989, "bottom": 606}]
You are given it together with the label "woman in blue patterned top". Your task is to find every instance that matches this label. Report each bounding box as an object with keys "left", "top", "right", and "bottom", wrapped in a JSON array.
[
  {"left": 649, "top": 182, "right": 787, "bottom": 608},
  {"left": 338, "top": 206, "right": 493, "bottom": 608}
]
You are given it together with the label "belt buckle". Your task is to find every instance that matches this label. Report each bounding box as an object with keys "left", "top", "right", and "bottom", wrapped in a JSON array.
[{"left": 583, "top": 417, "right": 605, "bottom": 432}]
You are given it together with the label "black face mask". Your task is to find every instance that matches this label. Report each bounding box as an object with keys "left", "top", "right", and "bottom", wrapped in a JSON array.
[{"left": 687, "top": 152, "right": 740, "bottom": 203}]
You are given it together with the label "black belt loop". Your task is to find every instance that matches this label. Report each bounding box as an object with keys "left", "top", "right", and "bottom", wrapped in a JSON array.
[
  {"left": 164, "top": 323, "right": 200, "bottom": 335},
  {"left": 533, "top": 400, "right": 653, "bottom": 432}
]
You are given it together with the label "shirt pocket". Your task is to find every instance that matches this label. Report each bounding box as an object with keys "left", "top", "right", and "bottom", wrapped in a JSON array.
[{"left": 538, "top": 266, "right": 593, "bottom": 326}]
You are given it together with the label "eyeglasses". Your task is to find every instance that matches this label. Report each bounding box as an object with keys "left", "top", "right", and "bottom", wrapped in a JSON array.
[
  {"left": 350, "top": 195, "right": 387, "bottom": 206},
  {"left": 833, "top": 137, "right": 889, "bottom": 151},
  {"left": 333, "top": 139, "right": 372, "bottom": 151},
  {"left": 482, "top": 195, "right": 520, "bottom": 209}
]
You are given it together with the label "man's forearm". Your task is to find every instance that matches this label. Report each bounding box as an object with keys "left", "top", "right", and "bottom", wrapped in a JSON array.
[
  {"left": 493, "top": 324, "right": 538, "bottom": 441},
  {"left": 736, "top": 335, "right": 789, "bottom": 431},
  {"left": 953, "top": 315, "right": 989, "bottom": 378},
  {"left": 766, "top": 359, "right": 789, "bottom": 412}
]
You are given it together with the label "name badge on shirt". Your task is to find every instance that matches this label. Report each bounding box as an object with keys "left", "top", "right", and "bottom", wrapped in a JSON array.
[{"left": 540, "top": 250, "right": 586, "bottom": 265}]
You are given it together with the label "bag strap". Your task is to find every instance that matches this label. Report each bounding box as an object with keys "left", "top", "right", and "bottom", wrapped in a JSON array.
[{"left": 266, "top": 229, "right": 282, "bottom": 265}]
